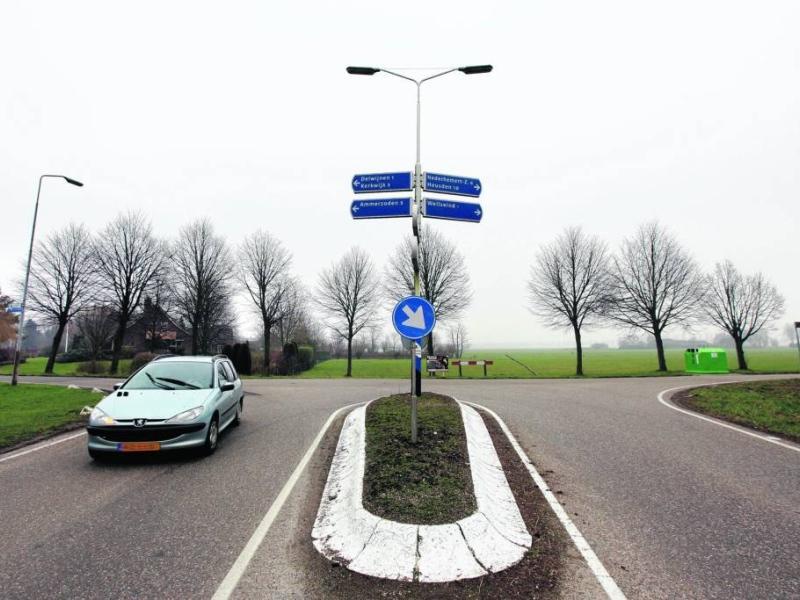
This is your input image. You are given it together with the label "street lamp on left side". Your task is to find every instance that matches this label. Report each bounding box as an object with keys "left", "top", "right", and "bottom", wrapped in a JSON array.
[{"left": 11, "top": 175, "right": 84, "bottom": 386}]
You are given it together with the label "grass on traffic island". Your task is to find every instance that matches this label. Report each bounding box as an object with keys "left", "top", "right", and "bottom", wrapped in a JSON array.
[
  {"left": 0, "top": 383, "right": 96, "bottom": 451},
  {"left": 675, "top": 379, "right": 800, "bottom": 443},
  {"left": 306, "top": 394, "right": 567, "bottom": 598},
  {"left": 364, "top": 393, "right": 475, "bottom": 524}
]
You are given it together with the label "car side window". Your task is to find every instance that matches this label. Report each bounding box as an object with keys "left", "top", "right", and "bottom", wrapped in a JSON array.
[
  {"left": 217, "top": 363, "right": 229, "bottom": 385},
  {"left": 223, "top": 361, "right": 237, "bottom": 381}
]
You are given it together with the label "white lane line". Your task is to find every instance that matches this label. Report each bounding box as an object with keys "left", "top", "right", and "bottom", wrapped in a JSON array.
[
  {"left": 211, "top": 401, "right": 364, "bottom": 600},
  {"left": 0, "top": 430, "right": 86, "bottom": 464},
  {"left": 657, "top": 384, "right": 800, "bottom": 453},
  {"left": 463, "top": 401, "right": 627, "bottom": 600}
]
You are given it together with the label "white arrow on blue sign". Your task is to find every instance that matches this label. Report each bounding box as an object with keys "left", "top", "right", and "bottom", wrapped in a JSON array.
[
  {"left": 352, "top": 172, "right": 413, "bottom": 193},
  {"left": 422, "top": 198, "right": 483, "bottom": 223},
  {"left": 351, "top": 198, "right": 412, "bottom": 219},
  {"left": 6, "top": 306, "right": 23, "bottom": 314},
  {"left": 423, "top": 172, "right": 481, "bottom": 197},
  {"left": 392, "top": 296, "right": 436, "bottom": 341}
]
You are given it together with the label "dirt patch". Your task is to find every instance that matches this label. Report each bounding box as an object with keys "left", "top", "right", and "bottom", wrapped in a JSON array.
[{"left": 300, "top": 401, "right": 567, "bottom": 599}]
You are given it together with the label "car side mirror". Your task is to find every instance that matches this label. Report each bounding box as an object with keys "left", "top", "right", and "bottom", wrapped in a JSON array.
[
  {"left": 113, "top": 383, "right": 123, "bottom": 391},
  {"left": 221, "top": 383, "right": 235, "bottom": 392}
]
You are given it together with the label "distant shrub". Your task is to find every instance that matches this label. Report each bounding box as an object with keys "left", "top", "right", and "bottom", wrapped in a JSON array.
[
  {"left": 56, "top": 349, "right": 90, "bottom": 363},
  {"left": 297, "top": 346, "right": 315, "bottom": 371},
  {"left": 119, "top": 346, "right": 136, "bottom": 359},
  {"left": 77, "top": 360, "right": 107, "bottom": 375},
  {"left": 129, "top": 352, "right": 156, "bottom": 374}
]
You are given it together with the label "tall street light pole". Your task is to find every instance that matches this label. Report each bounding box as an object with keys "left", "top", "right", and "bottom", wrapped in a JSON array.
[
  {"left": 347, "top": 65, "right": 492, "bottom": 442},
  {"left": 11, "top": 174, "right": 84, "bottom": 386}
]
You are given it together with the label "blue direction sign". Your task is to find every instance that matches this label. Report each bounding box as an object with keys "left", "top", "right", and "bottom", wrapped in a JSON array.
[
  {"left": 6, "top": 306, "right": 22, "bottom": 314},
  {"left": 423, "top": 172, "right": 482, "bottom": 197},
  {"left": 392, "top": 296, "right": 436, "bottom": 341},
  {"left": 423, "top": 198, "right": 483, "bottom": 223},
  {"left": 352, "top": 172, "right": 413, "bottom": 193},
  {"left": 351, "top": 198, "right": 412, "bottom": 220}
]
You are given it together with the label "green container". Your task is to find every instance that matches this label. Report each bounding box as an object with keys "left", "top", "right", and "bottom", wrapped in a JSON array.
[{"left": 684, "top": 348, "right": 729, "bottom": 374}]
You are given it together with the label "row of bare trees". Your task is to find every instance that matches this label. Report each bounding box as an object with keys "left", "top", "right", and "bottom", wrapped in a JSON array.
[{"left": 528, "top": 222, "right": 785, "bottom": 375}]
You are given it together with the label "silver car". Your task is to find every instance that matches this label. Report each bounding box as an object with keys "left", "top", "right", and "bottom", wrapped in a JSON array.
[{"left": 87, "top": 355, "right": 244, "bottom": 459}]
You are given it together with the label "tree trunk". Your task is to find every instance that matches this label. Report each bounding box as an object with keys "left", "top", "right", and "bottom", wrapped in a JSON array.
[
  {"left": 573, "top": 325, "right": 583, "bottom": 376},
  {"left": 346, "top": 335, "right": 353, "bottom": 377},
  {"left": 426, "top": 332, "right": 434, "bottom": 356},
  {"left": 654, "top": 330, "right": 667, "bottom": 372},
  {"left": 109, "top": 317, "right": 127, "bottom": 375},
  {"left": 44, "top": 321, "right": 67, "bottom": 374},
  {"left": 263, "top": 325, "right": 271, "bottom": 376},
  {"left": 191, "top": 322, "right": 198, "bottom": 355},
  {"left": 734, "top": 338, "right": 748, "bottom": 370}
]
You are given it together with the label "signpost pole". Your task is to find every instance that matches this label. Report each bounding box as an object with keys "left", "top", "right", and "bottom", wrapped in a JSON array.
[
  {"left": 794, "top": 322, "right": 800, "bottom": 372},
  {"left": 410, "top": 81, "right": 423, "bottom": 444}
]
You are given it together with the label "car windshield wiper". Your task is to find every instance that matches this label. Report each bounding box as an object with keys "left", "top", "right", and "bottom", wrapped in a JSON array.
[
  {"left": 146, "top": 372, "right": 174, "bottom": 390},
  {"left": 155, "top": 377, "right": 200, "bottom": 390}
]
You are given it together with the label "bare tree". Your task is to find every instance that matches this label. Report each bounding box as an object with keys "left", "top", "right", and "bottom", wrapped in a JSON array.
[
  {"left": 26, "top": 224, "right": 96, "bottom": 373},
  {"left": 385, "top": 228, "right": 471, "bottom": 354},
  {"left": 608, "top": 222, "right": 704, "bottom": 371},
  {"left": 139, "top": 272, "right": 176, "bottom": 353},
  {"left": 95, "top": 212, "right": 164, "bottom": 373},
  {"left": 276, "top": 279, "right": 306, "bottom": 347},
  {"left": 75, "top": 304, "right": 116, "bottom": 360},
  {"left": 315, "top": 247, "right": 380, "bottom": 376},
  {"left": 448, "top": 321, "right": 469, "bottom": 358},
  {"left": 527, "top": 227, "right": 610, "bottom": 375},
  {"left": 0, "top": 287, "right": 16, "bottom": 346},
  {"left": 705, "top": 261, "right": 784, "bottom": 370},
  {"left": 237, "top": 230, "right": 292, "bottom": 373},
  {"left": 173, "top": 219, "right": 234, "bottom": 355}
]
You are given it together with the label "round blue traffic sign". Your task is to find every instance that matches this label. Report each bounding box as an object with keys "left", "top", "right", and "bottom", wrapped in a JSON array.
[{"left": 392, "top": 296, "right": 436, "bottom": 341}]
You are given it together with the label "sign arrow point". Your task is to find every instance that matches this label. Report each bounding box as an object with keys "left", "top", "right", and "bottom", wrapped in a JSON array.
[{"left": 401, "top": 305, "right": 426, "bottom": 330}]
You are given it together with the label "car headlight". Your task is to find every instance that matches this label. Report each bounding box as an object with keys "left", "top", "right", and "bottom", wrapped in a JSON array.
[
  {"left": 89, "top": 407, "right": 116, "bottom": 426},
  {"left": 165, "top": 406, "right": 204, "bottom": 423}
]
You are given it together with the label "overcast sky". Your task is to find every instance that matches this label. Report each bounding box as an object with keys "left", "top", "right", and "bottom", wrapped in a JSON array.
[{"left": 2, "top": 1, "right": 798, "bottom": 348}]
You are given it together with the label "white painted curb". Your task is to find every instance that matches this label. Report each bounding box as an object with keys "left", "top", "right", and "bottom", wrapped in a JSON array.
[{"left": 312, "top": 401, "right": 532, "bottom": 582}]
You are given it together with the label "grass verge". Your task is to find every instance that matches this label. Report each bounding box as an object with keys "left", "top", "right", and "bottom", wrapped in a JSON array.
[
  {"left": 364, "top": 393, "right": 476, "bottom": 524},
  {"left": 0, "top": 383, "right": 98, "bottom": 450},
  {"left": 675, "top": 379, "right": 800, "bottom": 443},
  {"left": 0, "top": 357, "right": 132, "bottom": 377}
]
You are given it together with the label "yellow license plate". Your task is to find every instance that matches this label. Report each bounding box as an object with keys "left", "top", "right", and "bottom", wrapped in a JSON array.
[{"left": 118, "top": 442, "right": 161, "bottom": 452}]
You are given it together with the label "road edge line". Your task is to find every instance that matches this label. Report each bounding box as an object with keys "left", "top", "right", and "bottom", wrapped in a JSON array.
[
  {"left": 0, "top": 430, "right": 87, "bottom": 464},
  {"left": 463, "top": 400, "right": 627, "bottom": 600},
  {"left": 211, "top": 401, "right": 365, "bottom": 600},
  {"left": 657, "top": 384, "right": 800, "bottom": 453}
]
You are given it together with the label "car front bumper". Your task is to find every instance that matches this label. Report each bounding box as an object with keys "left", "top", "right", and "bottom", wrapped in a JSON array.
[{"left": 87, "top": 422, "right": 208, "bottom": 452}]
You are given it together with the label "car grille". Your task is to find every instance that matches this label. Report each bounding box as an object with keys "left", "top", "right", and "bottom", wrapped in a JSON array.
[{"left": 87, "top": 423, "right": 205, "bottom": 442}]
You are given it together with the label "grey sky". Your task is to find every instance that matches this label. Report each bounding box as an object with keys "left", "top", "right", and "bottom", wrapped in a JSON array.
[{"left": 2, "top": 1, "right": 798, "bottom": 348}]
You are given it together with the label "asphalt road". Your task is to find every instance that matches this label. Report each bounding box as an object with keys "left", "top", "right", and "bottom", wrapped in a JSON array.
[{"left": 1, "top": 374, "right": 798, "bottom": 599}]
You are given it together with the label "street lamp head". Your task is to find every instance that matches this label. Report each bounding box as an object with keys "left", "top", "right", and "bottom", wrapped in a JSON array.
[
  {"left": 346, "top": 66, "right": 380, "bottom": 75},
  {"left": 63, "top": 177, "right": 84, "bottom": 187},
  {"left": 458, "top": 65, "right": 493, "bottom": 75}
]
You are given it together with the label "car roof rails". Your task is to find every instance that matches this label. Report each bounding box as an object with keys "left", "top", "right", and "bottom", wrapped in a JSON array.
[
  {"left": 152, "top": 354, "right": 175, "bottom": 361},
  {"left": 213, "top": 354, "right": 229, "bottom": 361}
]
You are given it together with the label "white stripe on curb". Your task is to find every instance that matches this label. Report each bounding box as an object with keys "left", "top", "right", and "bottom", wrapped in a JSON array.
[
  {"left": 657, "top": 384, "right": 800, "bottom": 454},
  {"left": 211, "top": 401, "right": 364, "bottom": 600},
  {"left": 0, "top": 430, "right": 86, "bottom": 465},
  {"left": 463, "top": 401, "right": 627, "bottom": 600}
]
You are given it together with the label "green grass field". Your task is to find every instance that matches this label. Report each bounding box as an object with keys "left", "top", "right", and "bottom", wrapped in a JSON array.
[
  {"left": 0, "top": 383, "right": 99, "bottom": 449},
  {"left": 0, "top": 357, "right": 132, "bottom": 377},
  {"left": 680, "top": 379, "right": 800, "bottom": 442},
  {"left": 301, "top": 348, "right": 800, "bottom": 379}
]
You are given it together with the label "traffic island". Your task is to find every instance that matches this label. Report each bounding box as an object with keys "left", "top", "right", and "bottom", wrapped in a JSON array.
[
  {"left": 673, "top": 379, "right": 800, "bottom": 443},
  {"left": 311, "top": 393, "right": 567, "bottom": 595}
]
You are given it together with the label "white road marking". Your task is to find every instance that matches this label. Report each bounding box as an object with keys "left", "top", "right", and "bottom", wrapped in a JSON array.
[
  {"left": 0, "top": 430, "right": 86, "bottom": 464},
  {"left": 211, "top": 401, "right": 364, "bottom": 600},
  {"left": 463, "top": 401, "right": 627, "bottom": 600},
  {"left": 657, "top": 384, "right": 800, "bottom": 454}
]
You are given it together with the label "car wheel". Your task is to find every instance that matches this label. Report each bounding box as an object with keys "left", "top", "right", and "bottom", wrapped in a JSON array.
[
  {"left": 88, "top": 448, "right": 108, "bottom": 462},
  {"left": 233, "top": 398, "right": 243, "bottom": 427},
  {"left": 203, "top": 416, "right": 219, "bottom": 455}
]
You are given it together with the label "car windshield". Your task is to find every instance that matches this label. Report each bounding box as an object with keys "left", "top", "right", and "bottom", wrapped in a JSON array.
[{"left": 124, "top": 362, "right": 214, "bottom": 391}]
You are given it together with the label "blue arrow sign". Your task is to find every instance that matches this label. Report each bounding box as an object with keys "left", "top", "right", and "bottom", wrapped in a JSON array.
[
  {"left": 422, "top": 198, "right": 483, "bottom": 223},
  {"left": 423, "top": 172, "right": 482, "bottom": 197},
  {"left": 352, "top": 171, "right": 413, "bottom": 193},
  {"left": 351, "top": 198, "right": 412, "bottom": 219},
  {"left": 6, "top": 306, "right": 22, "bottom": 314},
  {"left": 392, "top": 296, "right": 436, "bottom": 341}
]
